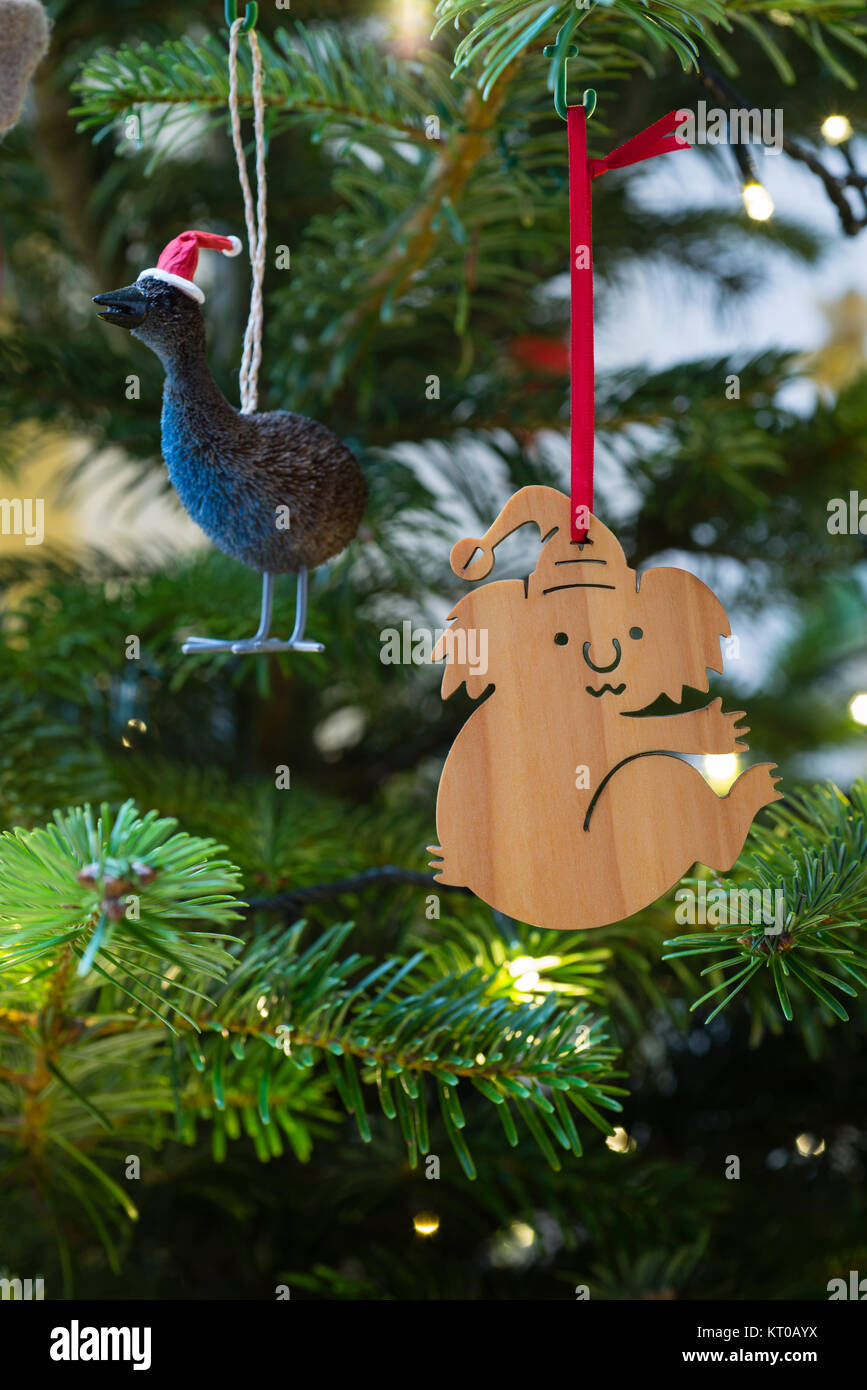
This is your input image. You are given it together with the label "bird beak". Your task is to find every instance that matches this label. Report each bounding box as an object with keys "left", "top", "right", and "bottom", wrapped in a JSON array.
[{"left": 92, "top": 284, "right": 148, "bottom": 329}]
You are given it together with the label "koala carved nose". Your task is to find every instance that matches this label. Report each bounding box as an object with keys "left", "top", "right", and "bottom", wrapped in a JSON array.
[{"left": 583, "top": 638, "right": 622, "bottom": 672}]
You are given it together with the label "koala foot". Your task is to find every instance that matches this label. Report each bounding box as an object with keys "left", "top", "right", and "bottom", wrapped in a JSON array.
[
  {"left": 699, "top": 762, "right": 783, "bottom": 872},
  {"left": 730, "top": 761, "right": 783, "bottom": 819},
  {"left": 427, "top": 843, "right": 460, "bottom": 885}
]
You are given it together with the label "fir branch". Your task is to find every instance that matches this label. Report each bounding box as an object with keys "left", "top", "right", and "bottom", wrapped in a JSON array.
[
  {"left": 434, "top": 0, "right": 867, "bottom": 94},
  {"left": 0, "top": 802, "right": 245, "bottom": 1009},
  {"left": 71, "top": 26, "right": 464, "bottom": 145},
  {"left": 663, "top": 780, "right": 867, "bottom": 1028},
  {"left": 1, "top": 917, "right": 626, "bottom": 1189},
  {"left": 698, "top": 62, "right": 867, "bottom": 237},
  {"left": 185, "top": 921, "right": 626, "bottom": 1177}
]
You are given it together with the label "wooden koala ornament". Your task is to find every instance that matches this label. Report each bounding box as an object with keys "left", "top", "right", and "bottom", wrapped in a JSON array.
[{"left": 430, "top": 486, "right": 781, "bottom": 931}]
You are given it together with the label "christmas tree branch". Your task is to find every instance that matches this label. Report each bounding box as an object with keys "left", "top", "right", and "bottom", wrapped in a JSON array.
[
  {"left": 0, "top": 801, "right": 246, "bottom": 1018},
  {"left": 306, "top": 71, "right": 516, "bottom": 394},
  {"left": 71, "top": 27, "right": 462, "bottom": 146},
  {"left": 435, "top": 0, "right": 867, "bottom": 96},
  {"left": 0, "top": 804, "right": 626, "bottom": 1200},
  {"left": 698, "top": 63, "right": 867, "bottom": 237},
  {"left": 664, "top": 781, "right": 867, "bottom": 1031}
]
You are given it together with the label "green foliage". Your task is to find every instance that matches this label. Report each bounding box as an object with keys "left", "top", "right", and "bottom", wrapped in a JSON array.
[
  {"left": 71, "top": 26, "right": 567, "bottom": 397},
  {"left": 1, "top": 0, "right": 866, "bottom": 1301},
  {"left": 0, "top": 830, "right": 627, "bottom": 1278},
  {"left": 65, "top": 15, "right": 835, "bottom": 414},
  {"left": 570, "top": 1233, "right": 710, "bottom": 1300},
  {"left": 190, "top": 918, "right": 626, "bottom": 1178},
  {"left": 664, "top": 781, "right": 867, "bottom": 1033},
  {"left": 434, "top": 0, "right": 867, "bottom": 96},
  {"left": 72, "top": 25, "right": 465, "bottom": 150},
  {"left": 0, "top": 800, "right": 244, "bottom": 1005}
]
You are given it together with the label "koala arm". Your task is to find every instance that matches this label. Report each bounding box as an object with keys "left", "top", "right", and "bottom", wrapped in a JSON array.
[{"left": 617, "top": 699, "right": 749, "bottom": 755}]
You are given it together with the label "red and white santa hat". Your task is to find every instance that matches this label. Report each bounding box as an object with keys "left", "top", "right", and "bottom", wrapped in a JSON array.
[{"left": 137, "top": 229, "right": 243, "bottom": 304}]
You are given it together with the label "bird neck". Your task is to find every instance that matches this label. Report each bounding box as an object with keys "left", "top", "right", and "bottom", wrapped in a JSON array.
[{"left": 162, "top": 342, "right": 238, "bottom": 429}]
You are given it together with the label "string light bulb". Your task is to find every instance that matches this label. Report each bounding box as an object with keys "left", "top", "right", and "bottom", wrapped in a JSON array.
[
  {"left": 704, "top": 753, "right": 739, "bottom": 792},
  {"left": 606, "top": 1127, "right": 637, "bottom": 1154},
  {"left": 795, "top": 1132, "right": 825, "bottom": 1157},
  {"left": 821, "top": 114, "right": 853, "bottom": 146},
  {"left": 507, "top": 953, "right": 562, "bottom": 996},
  {"left": 413, "top": 1212, "right": 440, "bottom": 1237},
  {"left": 742, "top": 182, "right": 774, "bottom": 221},
  {"left": 391, "top": 0, "right": 431, "bottom": 55},
  {"left": 849, "top": 693, "right": 867, "bottom": 725}
]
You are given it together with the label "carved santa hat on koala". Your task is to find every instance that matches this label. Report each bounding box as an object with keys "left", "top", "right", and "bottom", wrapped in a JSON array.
[
  {"left": 449, "top": 485, "right": 628, "bottom": 598},
  {"left": 137, "top": 229, "right": 242, "bottom": 305}
]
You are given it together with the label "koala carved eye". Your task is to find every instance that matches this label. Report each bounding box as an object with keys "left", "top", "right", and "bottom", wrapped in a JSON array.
[
  {"left": 629, "top": 627, "right": 643, "bottom": 640},
  {"left": 554, "top": 632, "right": 569, "bottom": 646}
]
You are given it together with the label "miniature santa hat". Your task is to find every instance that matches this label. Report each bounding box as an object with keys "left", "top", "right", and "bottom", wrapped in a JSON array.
[
  {"left": 137, "top": 229, "right": 242, "bottom": 304},
  {"left": 449, "top": 486, "right": 627, "bottom": 591}
]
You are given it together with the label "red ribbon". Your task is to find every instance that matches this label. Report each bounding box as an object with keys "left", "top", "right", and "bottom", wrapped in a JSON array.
[{"left": 568, "top": 107, "right": 689, "bottom": 541}]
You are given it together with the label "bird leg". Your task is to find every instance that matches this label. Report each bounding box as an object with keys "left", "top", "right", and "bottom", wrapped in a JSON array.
[
  {"left": 283, "top": 567, "right": 326, "bottom": 652},
  {"left": 181, "top": 569, "right": 325, "bottom": 655}
]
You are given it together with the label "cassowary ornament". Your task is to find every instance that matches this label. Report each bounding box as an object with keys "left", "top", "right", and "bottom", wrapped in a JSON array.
[
  {"left": 94, "top": 230, "right": 367, "bottom": 654},
  {"left": 430, "top": 486, "right": 782, "bottom": 931}
]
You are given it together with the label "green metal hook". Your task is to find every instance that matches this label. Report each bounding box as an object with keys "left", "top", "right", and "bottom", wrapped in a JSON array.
[
  {"left": 225, "top": 0, "right": 258, "bottom": 33},
  {"left": 543, "top": 18, "right": 595, "bottom": 121}
]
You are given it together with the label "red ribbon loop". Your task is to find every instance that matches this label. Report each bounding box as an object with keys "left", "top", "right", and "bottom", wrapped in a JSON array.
[{"left": 569, "top": 108, "right": 689, "bottom": 541}]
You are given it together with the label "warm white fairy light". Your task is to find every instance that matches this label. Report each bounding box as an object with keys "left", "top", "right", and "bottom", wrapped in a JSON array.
[
  {"left": 507, "top": 954, "right": 562, "bottom": 996},
  {"left": 391, "top": 0, "right": 431, "bottom": 54},
  {"left": 514, "top": 968, "right": 540, "bottom": 992},
  {"left": 488, "top": 1220, "right": 538, "bottom": 1269},
  {"left": 742, "top": 182, "right": 774, "bottom": 221},
  {"left": 795, "top": 1132, "right": 825, "bottom": 1157},
  {"left": 821, "top": 114, "right": 853, "bottom": 146},
  {"left": 508, "top": 955, "right": 561, "bottom": 977},
  {"left": 849, "top": 693, "right": 867, "bottom": 725},
  {"left": 122, "top": 717, "right": 147, "bottom": 747},
  {"left": 606, "top": 1127, "right": 636, "bottom": 1154},
  {"left": 704, "top": 753, "right": 739, "bottom": 790},
  {"left": 413, "top": 1212, "right": 440, "bottom": 1237}
]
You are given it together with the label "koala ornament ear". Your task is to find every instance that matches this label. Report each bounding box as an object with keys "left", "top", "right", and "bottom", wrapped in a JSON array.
[
  {"left": 636, "top": 566, "right": 730, "bottom": 700},
  {"left": 433, "top": 581, "right": 524, "bottom": 700}
]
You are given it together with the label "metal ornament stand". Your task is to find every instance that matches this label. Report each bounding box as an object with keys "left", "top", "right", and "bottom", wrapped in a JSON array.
[{"left": 182, "top": 569, "right": 325, "bottom": 655}]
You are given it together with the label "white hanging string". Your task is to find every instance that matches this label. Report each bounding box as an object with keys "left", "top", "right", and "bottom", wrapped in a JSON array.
[{"left": 228, "top": 17, "right": 267, "bottom": 415}]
